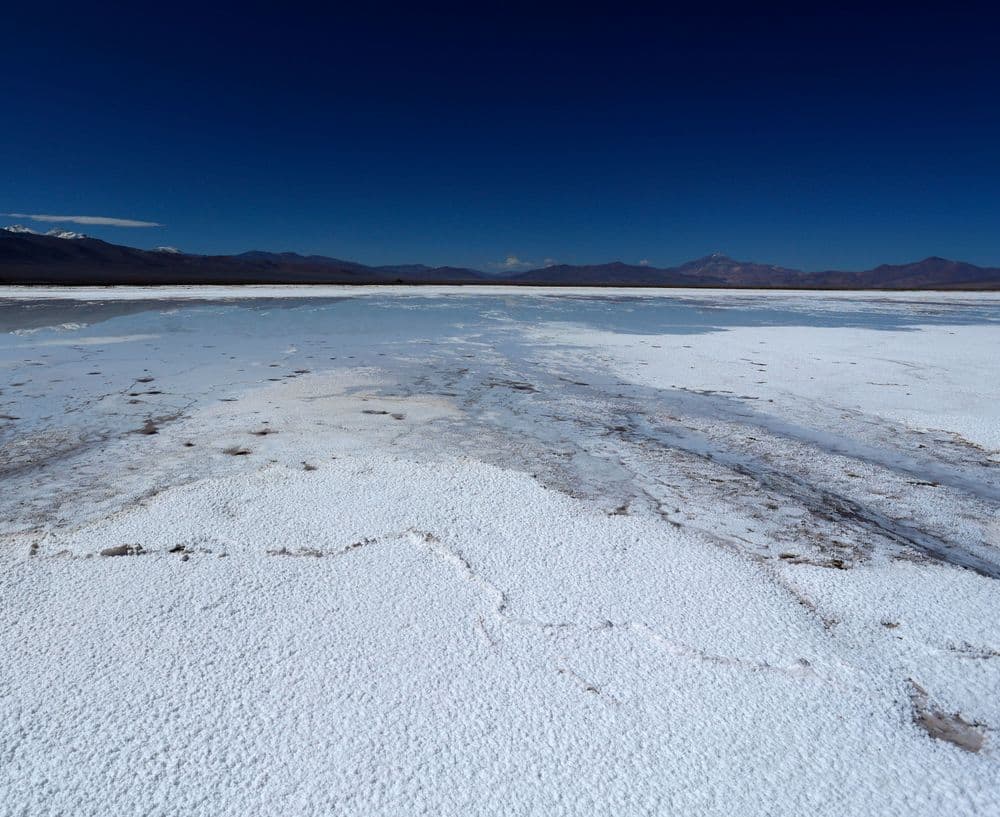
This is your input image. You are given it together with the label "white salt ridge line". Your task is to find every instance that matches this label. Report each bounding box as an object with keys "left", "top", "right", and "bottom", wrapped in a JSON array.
[{"left": 410, "top": 527, "right": 828, "bottom": 681}]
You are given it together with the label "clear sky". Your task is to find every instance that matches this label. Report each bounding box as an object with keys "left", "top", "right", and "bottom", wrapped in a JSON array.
[{"left": 3, "top": 3, "right": 999, "bottom": 270}]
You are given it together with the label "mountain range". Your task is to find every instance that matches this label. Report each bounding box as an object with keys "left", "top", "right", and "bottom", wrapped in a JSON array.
[{"left": 2, "top": 227, "right": 999, "bottom": 290}]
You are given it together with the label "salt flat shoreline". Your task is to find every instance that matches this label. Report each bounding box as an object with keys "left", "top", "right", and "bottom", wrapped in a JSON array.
[
  {"left": 2, "top": 291, "right": 998, "bottom": 815},
  {"left": 4, "top": 283, "right": 1000, "bottom": 302}
]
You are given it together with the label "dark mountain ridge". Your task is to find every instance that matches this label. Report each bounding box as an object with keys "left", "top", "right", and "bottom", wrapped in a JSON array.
[
  {"left": 506, "top": 253, "right": 1000, "bottom": 290},
  {"left": 2, "top": 230, "right": 998, "bottom": 290}
]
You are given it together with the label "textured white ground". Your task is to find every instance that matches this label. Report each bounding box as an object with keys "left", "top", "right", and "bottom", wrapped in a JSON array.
[
  {"left": 537, "top": 322, "right": 1000, "bottom": 450},
  {"left": 1, "top": 288, "right": 998, "bottom": 816}
]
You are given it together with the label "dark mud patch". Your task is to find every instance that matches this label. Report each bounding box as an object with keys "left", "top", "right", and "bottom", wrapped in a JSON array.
[
  {"left": 943, "top": 642, "right": 1000, "bottom": 660},
  {"left": 223, "top": 445, "right": 252, "bottom": 456},
  {"left": 269, "top": 537, "right": 375, "bottom": 558},
  {"left": 269, "top": 546, "right": 326, "bottom": 557},
  {"left": 909, "top": 680, "right": 986, "bottom": 752},
  {"left": 100, "top": 544, "right": 145, "bottom": 557},
  {"left": 168, "top": 544, "right": 193, "bottom": 560},
  {"left": 132, "top": 407, "right": 190, "bottom": 438},
  {"left": 779, "top": 554, "right": 850, "bottom": 569}
]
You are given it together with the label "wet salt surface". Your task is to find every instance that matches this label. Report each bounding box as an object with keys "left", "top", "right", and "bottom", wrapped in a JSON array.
[
  {"left": 1, "top": 289, "right": 997, "bottom": 440},
  {"left": 1, "top": 287, "right": 999, "bottom": 816}
]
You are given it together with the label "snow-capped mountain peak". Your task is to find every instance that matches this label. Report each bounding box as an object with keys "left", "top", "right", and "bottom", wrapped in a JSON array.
[
  {"left": 153, "top": 246, "right": 182, "bottom": 254},
  {"left": 2, "top": 224, "right": 87, "bottom": 239}
]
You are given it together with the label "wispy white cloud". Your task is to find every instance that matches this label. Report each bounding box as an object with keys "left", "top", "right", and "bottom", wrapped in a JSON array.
[
  {"left": 4, "top": 213, "right": 162, "bottom": 227},
  {"left": 542, "top": 258, "right": 558, "bottom": 267},
  {"left": 639, "top": 259, "right": 650, "bottom": 266},
  {"left": 489, "top": 255, "right": 535, "bottom": 270}
]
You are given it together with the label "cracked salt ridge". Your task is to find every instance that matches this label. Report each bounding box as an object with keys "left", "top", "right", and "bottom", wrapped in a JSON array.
[
  {"left": 7, "top": 456, "right": 865, "bottom": 707},
  {"left": 338, "top": 518, "right": 992, "bottom": 751},
  {"left": 407, "top": 528, "right": 819, "bottom": 679}
]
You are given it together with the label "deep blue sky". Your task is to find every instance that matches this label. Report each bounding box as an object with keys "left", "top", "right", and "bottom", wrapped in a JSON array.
[{"left": 3, "top": 3, "right": 999, "bottom": 270}]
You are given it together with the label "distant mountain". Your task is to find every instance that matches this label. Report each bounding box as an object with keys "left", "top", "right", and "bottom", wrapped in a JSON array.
[
  {"left": 507, "top": 254, "right": 815, "bottom": 287},
  {"left": 1, "top": 228, "right": 998, "bottom": 289},
  {"left": 808, "top": 257, "right": 1000, "bottom": 290},
  {"left": 44, "top": 229, "right": 88, "bottom": 240},
  {"left": 235, "top": 250, "right": 370, "bottom": 272},
  {"left": 0, "top": 231, "right": 478, "bottom": 286},
  {"left": 4, "top": 224, "right": 88, "bottom": 240},
  {"left": 508, "top": 261, "right": 701, "bottom": 286},
  {"left": 234, "top": 252, "right": 483, "bottom": 283},
  {"left": 505, "top": 255, "right": 804, "bottom": 287},
  {"left": 509, "top": 253, "right": 1000, "bottom": 290},
  {"left": 674, "top": 253, "right": 807, "bottom": 286},
  {"left": 377, "top": 265, "right": 493, "bottom": 283},
  {"left": 0, "top": 230, "right": 505, "bottom": 286}
]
